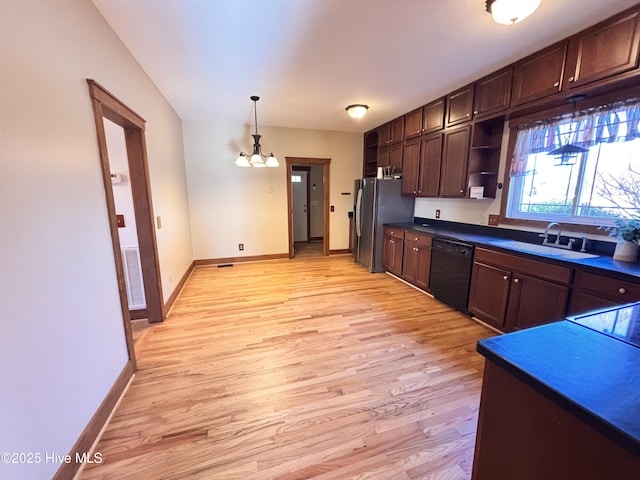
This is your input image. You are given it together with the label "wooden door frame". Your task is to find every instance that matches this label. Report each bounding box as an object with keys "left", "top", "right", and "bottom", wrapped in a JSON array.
[
  {"left": 286, "top": 157, "right": 330, "bottom": 258},
  {"left": 87, "top": 80, "right": 165, "bottom": 363},
  {"left": 292, "top": 166, "right": 311, "bottom": 242}
]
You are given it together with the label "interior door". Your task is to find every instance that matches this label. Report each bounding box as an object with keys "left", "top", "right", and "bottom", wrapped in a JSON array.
[{"left": 292, "top": 170, "right": 308, "bottom": 242}]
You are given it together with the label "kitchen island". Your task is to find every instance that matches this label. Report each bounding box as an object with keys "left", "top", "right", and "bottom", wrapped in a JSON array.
[{"left": 471, "top": 303, "right": 640, "bottom": 479}]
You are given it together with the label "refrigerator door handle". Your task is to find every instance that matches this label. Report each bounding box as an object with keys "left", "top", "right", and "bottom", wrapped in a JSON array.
[{"left": 355, "top": 188, "right": 363, "bottom": 237}]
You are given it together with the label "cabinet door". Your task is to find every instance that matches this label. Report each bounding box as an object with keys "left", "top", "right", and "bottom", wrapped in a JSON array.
[
  {"left": 423, "top": 98, "right": 445, "bottom": 133},
  {"left": 567, "top": 290, "right": 618, "bottom": 317},
  {"left": 401, "top": 241, "right": 431, "bottom": 291},
  {"left": 402, "top": 138, "right": 420, "bottom": 196},
  {"left": 446, "top": 85, "right": 474, "bottom": 127},
  {"left": 468, "top": 262, "right": 511, "bottom": 329},
  {"left": 383, "top": 235, "right": 403, "bottom": 276},
  {"left": 401, "top": 242, "right": 418, "bottom": 284},
  {"left": 404, "top": 108, "right": 423, "bottom": 140},
  {"left": 474, "top": 67, "right": 512, "bottom": 119},
  {"left": 390, "top": 116, "right": 405, "bottom": 144},
  {"left": 414, "top": 245, "right": 432, "bottom": 291},
  {"left": 511, "top": 41, "right": 567, "bottom": 107},
  {"left": 564, "top": 9, "right": 640, "bottom": 89},
  {"left": 389, "top": 143, "right": 403, "bottom": 171},
  {"left": 505, "top": 274, "right": 569, "bottom": 331},
  {"left": 419, "top": 134, "right": 442, "bottom": 197},
  {"left": 378, "top": 122, "right": 391, "bottom": 146},
  {"left": 440, "top": 126, "right": 471, "bottom": 197}
]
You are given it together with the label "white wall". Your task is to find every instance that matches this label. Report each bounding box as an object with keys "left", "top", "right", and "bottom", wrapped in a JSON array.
[
  {"left": 0, "top": 1, "right": 192, "bottom": 479},
  {"left": 183, "top": 122, "right": 362, "bottom": 259}
]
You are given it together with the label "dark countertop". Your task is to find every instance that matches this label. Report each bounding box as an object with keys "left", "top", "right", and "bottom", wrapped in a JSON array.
[
  {"left": 386, "top": 220, "right": 640, "bottom": 280},
  {"left": 477, "top": 303, "right": 640, "bottom": 457}
]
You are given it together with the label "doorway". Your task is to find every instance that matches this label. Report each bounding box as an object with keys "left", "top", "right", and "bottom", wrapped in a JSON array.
[
  {"left": 87, "top": 80, "right": 165, "bottom": 366},
  {"left": 286, "top": 157, "right": 331, "bottom": 258}
]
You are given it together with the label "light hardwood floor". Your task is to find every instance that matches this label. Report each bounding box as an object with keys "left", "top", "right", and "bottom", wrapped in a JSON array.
[{"left": 80, "top": 254, "right": 495, "bottom": 479}]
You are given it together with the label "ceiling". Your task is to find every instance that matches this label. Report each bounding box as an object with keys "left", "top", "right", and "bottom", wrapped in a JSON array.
[{"left": 92, "top": 0, "right": 639, "bottom": 133}]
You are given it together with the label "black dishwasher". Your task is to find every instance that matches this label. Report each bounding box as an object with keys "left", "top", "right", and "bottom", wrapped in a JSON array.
[{"left": 429, "top": 237, "right": 474, "bottom": 313}]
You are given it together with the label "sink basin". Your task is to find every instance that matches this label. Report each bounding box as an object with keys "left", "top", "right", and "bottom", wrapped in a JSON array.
[{"left": 493, "top": 240, "right": 599, "bottom": 260}]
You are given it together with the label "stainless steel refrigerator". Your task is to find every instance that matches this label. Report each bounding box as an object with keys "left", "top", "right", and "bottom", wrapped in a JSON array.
[{"left": 352, "top": 178, "right": 415, "bottom": 272}]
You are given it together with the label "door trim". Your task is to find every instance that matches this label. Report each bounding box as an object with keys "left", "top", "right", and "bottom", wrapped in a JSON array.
[
  {"left": 286, "top": 157, "right": 330, "bottom": 258},
  {"left": 87, "top": 79, "right": 165, "bottom": 364}
]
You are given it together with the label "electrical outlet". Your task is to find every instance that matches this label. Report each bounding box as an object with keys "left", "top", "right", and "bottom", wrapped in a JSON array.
[
  {"left": 435, "top": 209, "right": 441, "bottom": 219},
  {"left": 488, "top": 214, "right": 500, "bottom": 226},
  {"left": 239, "top": 243, "right": 244, "bottom": 251}
]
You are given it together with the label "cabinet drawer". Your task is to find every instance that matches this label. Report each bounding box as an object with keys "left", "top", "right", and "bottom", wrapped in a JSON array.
[
  {"left": 475, "top": 248, "right": 572, "bottom": 285},
  {"left": 404, "top": 231, "right": 432, "bottom": 247},
  {"left": 573, "top": 270, "right": 640, "bottom": 303},
  {"left": 383, "top": 227, "right": 405, "bottom": 240}
]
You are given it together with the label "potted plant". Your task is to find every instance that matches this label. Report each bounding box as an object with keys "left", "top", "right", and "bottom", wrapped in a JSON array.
[{"left": 600, "top": 218, "right": 640, "bottom": 262}]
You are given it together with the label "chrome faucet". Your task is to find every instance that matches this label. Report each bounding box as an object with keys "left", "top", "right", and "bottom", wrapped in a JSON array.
[
  {"left": 541, "top": 222, "right": 575, "bottom": 250},
  {"left": 543, "top": 222, "right": 562, "bottom": 246}
]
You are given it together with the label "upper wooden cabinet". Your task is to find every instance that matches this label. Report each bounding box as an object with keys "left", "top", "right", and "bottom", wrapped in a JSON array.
[
  {"left": 378, "top": 117, "right": 404, "bottom": 168},
  {"left": 402, "top": 134, "right": 442, "bottom": 197},
  {"left": 423, "top": 98, "right": 446, "bottom": 134},
  {"left": 511, "top": 41, "right": 568, "bottom": 107},
  {"left": 363, "top": 129, "right": 379, "bottom": 178},
  {"left": 445, "top": 85, "right": 474, "bottom": 127},
  {"left": 379, "top": 118, "right": 404, "bottom": 147},
  {"left": 474, "top": 67, "right": 513, "bottom": 119},
  {"left": 563, "top": 8, "right": 640, "bottom": 90},
  {"left": 404, "top": 108, "right": 423, "bottom": 140},
  {"left": 440, "top": 126, "right": 471, "bottom": 197},
  {"left": 404, "top": 98, "right": 446, "bottom": 140}
]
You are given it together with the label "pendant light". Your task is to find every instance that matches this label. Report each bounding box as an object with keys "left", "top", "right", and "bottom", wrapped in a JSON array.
[
  {"left": 485, "top": 0, "right": 541, "bottom": 25},
  {"left": 548, "top": 94, "right": 588, "bottom": 166},
  {"left": 235, "top": 96, "right": 279, "bottom": 168}
]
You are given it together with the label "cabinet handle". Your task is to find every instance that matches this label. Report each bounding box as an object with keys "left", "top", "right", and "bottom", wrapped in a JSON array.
[
  {"left": 568, "top": 76, "right": 575, "bottom": 82},
  {"left": 553, "top": 81, "right": 560, "bottom": 87},
  {"left": 619, "top": 287, "right": 627, "bottom": 294},
  {"left": 513, "top": 278, "right": 520, "bottom": 283},
  {"left": 459, "top": 189, "right": 464, "bottom": 193},
  {"left": 473, "top": 110, "right": 479, "bottom": 115},
  {"left": 466, "top": 113, "right": 471, "bottom": 117},
  {"left": 503, "top": 275, "right": 509, "bottom": 280}
]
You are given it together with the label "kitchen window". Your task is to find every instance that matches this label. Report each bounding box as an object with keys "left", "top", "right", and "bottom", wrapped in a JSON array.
[{"left": 507, "top": 100, "right": 640, "bottom": 226}]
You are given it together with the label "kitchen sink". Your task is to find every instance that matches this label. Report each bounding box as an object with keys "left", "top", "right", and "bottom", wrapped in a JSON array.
[{"left": 492, "top": 240, "right": 599, "bottom": 260}]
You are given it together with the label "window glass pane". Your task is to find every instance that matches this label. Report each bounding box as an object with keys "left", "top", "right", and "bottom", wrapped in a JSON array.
[
  {"left": 578, "top": 140, "right": 640, "bottom": 220},
  {"left": 291, "top": 175, "right": 302, "bottom": 183},
  {"left": 511, "top": 152, "right": 580, "bottom": 218}
]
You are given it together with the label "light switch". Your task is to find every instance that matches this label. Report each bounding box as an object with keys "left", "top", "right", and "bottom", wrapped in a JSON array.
[
  {"left": 156, "top": 216, "right": 162, "bottom": 229},
  {"left": 116, "top": 214, "right": 125, "bottom": 228}
]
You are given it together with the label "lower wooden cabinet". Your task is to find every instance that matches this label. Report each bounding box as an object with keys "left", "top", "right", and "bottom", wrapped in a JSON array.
[
  {"left": 472, "top": 361, "right": 640, "bottom": 480},
  {"left": 401, "top": 232, "right": 432, "bottom": 290},
  {"left": 567, "top": 269, "right": 640, "bottom": 316},
  {"left": 382, "top": 227, "right": 404, "bottom": 276},
  {"left": 468, "top": 248, "right": 571, "bottom": 332}
]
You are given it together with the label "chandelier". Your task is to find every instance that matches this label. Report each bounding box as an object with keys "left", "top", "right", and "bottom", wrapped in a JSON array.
[
  {"left": 235, "top": 96, "right": 279, "bottom": 168},
  {"left": 485, "top": 0, "right": 541, "bottom": 25}
]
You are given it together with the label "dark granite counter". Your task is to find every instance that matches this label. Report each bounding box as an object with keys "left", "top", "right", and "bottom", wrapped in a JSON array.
[
  {"left": 477, "top": 302, "right": 640, "bottom": 457},
  {"left": 386, "top": 219, "right": 640, "bottom": 280}
]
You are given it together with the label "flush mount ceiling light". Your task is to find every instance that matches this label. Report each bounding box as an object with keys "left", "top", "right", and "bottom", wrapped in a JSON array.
[
  {"left": 235, "top": 96, "right": 278, "bottom": 168},
  {"left": 345, "top": 104, "right": 369, "bottom": 119},
  {"left": 485, "top": 0, "right": 541, "bottom": 25}
]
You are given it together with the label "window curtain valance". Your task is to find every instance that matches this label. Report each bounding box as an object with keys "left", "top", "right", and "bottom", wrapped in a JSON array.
[{"left": 510, "top": 99, "right": 640, "bottom": 176}]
